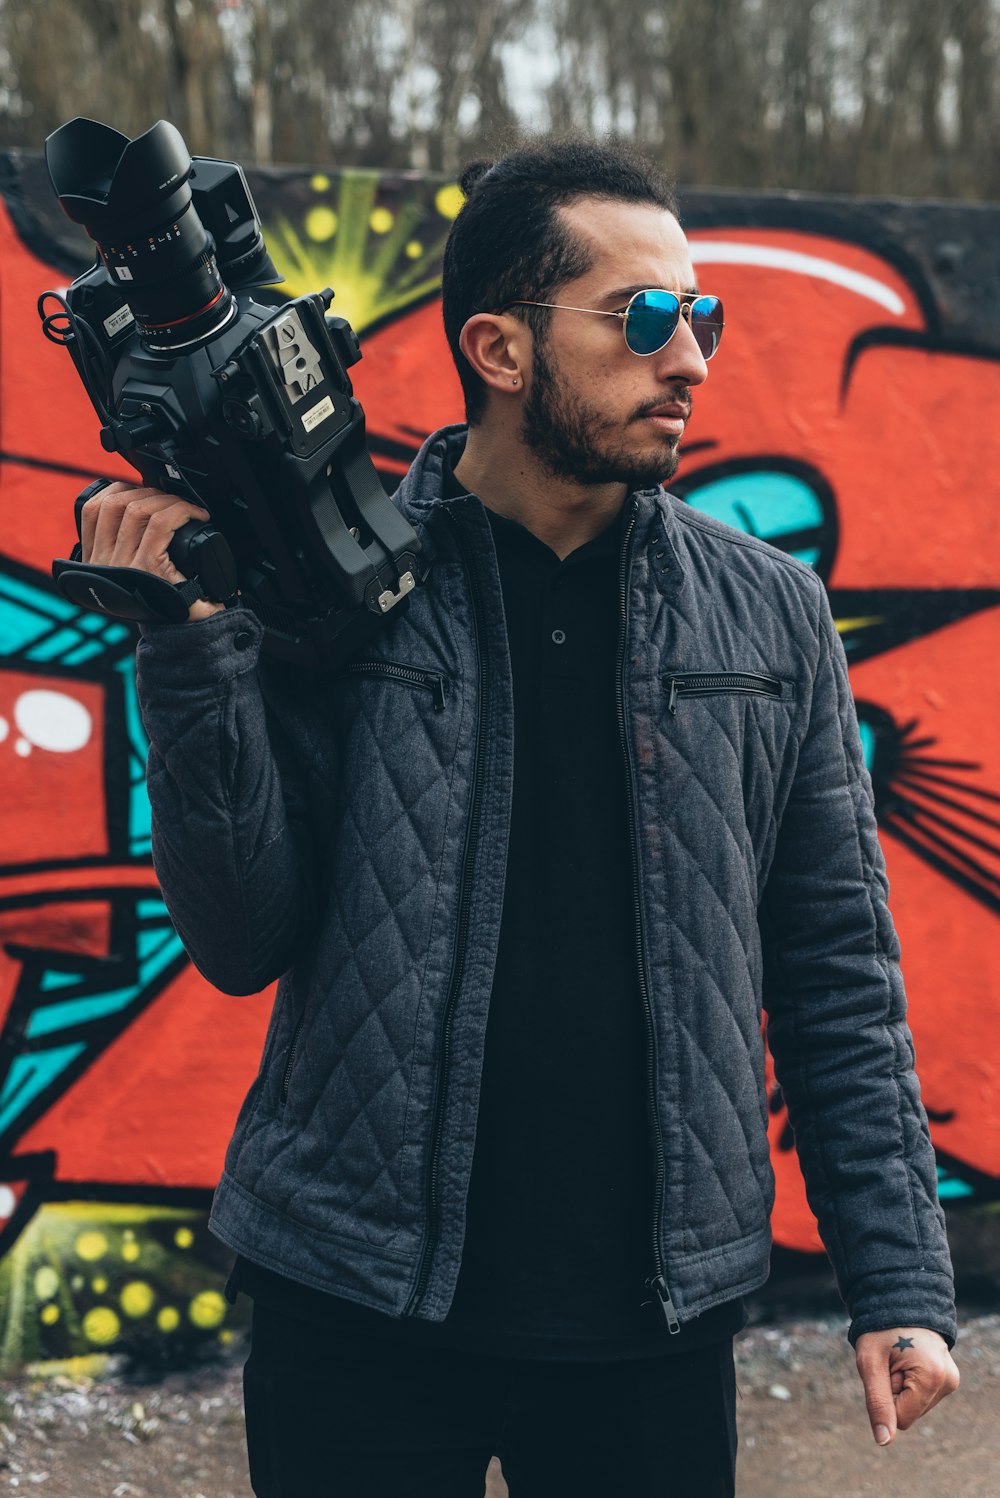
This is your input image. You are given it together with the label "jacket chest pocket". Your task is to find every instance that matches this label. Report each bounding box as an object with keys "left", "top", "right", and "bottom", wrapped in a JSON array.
[
  {"left": 335, "top": 660, "right": 450, "bottom": 711},
  {"left": 665, "top": 671, "right": 794, "bottom": 714}
]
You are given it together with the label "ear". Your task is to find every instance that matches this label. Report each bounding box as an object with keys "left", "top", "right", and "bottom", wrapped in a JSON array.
[{"left": 459, "top": 313, "right": 529, "bottom": 398}]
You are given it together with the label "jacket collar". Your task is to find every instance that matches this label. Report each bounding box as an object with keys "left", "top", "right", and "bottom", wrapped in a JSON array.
[{"left": 395, "top": 424, "right": 686, "bottom": 593}]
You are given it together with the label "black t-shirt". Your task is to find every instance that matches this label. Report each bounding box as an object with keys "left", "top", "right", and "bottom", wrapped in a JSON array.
[{"left": 237, "top": 477, "right": 744, "bottom": 1359}]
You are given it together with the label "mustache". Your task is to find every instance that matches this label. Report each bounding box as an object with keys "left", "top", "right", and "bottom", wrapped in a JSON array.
[{"left": 632, "top": 389, "right": 693, "bottom": 421}]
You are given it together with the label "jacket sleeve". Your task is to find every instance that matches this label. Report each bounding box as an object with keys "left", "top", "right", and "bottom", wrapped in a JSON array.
[
  {"left": 760, "top": 579, "right": 957, "bottom": 1348},
  {"left": 135, "top": 607, "right": 322, "bottom": 996}
]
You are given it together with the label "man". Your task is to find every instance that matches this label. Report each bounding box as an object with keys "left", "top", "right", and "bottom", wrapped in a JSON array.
[{"left": 83, "top": 141, "right": 958, "bottom": 1496}]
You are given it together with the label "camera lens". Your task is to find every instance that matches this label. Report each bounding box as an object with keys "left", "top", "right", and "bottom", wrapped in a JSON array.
[{"left": 45, "top": 118, "right": 235, "bottom": 348}]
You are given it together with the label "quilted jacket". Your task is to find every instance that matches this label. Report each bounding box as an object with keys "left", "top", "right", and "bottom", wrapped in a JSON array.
[{"left": 136, "top": 424, "right": 957, "bottom": 1347}]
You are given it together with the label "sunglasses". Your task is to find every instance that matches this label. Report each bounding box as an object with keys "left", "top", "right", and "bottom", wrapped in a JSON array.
[{"left": 504, "top": 289, "right": 724, "bottom": 360}]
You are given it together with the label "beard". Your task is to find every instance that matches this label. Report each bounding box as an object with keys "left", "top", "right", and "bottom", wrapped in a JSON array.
[{"left": 519, "top": 338, "right": 689, "bottom": 490}]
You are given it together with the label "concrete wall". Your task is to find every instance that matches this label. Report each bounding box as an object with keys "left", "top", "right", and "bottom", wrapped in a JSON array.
[{"left": 0, "top": 154, "right": 997, "bottom": 1365}]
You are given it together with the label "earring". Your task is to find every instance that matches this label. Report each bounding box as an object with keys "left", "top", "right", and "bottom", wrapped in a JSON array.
[{"left": 512, "top": 376, "right": 519, "bottom": 386}]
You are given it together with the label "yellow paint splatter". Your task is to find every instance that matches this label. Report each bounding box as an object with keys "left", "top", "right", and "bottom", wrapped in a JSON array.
[
  {"left": 311, "top": 173, "right": 331, "bottom": 193},
  {"left": 157, "top": 1306, "right": 180, "bottom": 1333},
  {"left": 369, "top": 207, "right": 393, "bottom": 234},
  {"left": 75, "top": 1232, "right": 107, "bottom": 1262},
  {"left": 405, "top": 240, "right": 423, "bottom": 259},
  {"left": 92, "top": 1276, "right": 108, "bottom": 1294},
  {"left": 174, "top": 1227, "right": 194, "bottom": 1250},
  {"left": 121, "top": 1241, "right": 140, "bottom": 1263},
  {"left": 435, "top": 184, "right": 464, "bottom": 220},
  {"left": 120, "top": 1281, "right": 155, "bottom": 1318},
  {"left": 40, "top": 1304, "right": 60, "bottom": 1326},
  {"left": 83, "top": 1307, "right": 121, "bottom": 1345},
  {"left": 835, "top": 615, "right": 884, "bottom": 634},
  {"left": 34, "top": 1266, "right": 59, "bottom": 1300},
  {"left": 306, "top": 206, "right": 338, "bottom": 241},
  {"left": 188, "top": 1290, "right": 227, "bottom": 1329}
]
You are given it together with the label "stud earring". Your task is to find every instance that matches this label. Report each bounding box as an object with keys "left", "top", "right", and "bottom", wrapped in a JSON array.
[{"left": 512, "top": 376, "right": 519, "bottom": 386}]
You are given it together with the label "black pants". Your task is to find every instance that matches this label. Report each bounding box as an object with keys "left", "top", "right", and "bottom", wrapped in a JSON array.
[{"left": 243, "top": 1303, "right": 738, "bottom": 1498}]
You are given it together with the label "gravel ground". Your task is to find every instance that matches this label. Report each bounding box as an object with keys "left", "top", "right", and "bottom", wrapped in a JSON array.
[{"left": 0, "top": 1314, "right": 995, "bottom": 1497}]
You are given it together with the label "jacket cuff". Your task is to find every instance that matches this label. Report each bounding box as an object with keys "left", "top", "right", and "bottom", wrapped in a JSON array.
[
  {"left": 136, "top": 604, "right": 262, "bottom": 685},
  {"left": 847, "top": 1275, "right": 958, "bottom": 1349}
]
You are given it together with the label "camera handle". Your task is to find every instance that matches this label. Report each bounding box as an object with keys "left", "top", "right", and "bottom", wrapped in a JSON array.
[{"left": 51, "top": 478, "right": 239, "bottom": 623}]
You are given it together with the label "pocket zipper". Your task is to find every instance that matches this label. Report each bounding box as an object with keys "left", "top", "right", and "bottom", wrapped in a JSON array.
[
  {"left": 281, "top": 1012, "right": 306, "bottom": 1105},
  {"left": 666, "top": 672, "right": 785, "bottom": 714},
  {"left": 337, "top": 661, "right": 448, "bottom": 711}
]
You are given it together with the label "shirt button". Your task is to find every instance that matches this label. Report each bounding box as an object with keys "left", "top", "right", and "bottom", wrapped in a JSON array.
[{"left": 551, "top": 628, "right": 566, "bottom": 645}]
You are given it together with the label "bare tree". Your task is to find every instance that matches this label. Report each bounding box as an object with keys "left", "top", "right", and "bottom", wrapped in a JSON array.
[{"left": 1, "top": 0, "right": 1000, "bottom": 200}]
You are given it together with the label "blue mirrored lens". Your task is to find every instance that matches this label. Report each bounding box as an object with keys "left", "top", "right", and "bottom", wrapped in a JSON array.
[
  {"left": 689, "top": 295, "right": 724, "bottom": 360},
  {"left": 624, "top": 290, "right": 681, "bottom": 355}
]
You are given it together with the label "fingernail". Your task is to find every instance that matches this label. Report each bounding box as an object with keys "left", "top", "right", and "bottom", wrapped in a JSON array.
[{"left": 875, "top": 1425, "right": 891, "bottom": 1446}]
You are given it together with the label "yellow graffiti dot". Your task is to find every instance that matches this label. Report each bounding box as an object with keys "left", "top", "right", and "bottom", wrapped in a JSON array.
[
  {"left": 40, "top": 1304, "right": 60, "bottom": 1326},
  {"left": 123, "top": 1228, "right": 135, "bottom": 1240},
  {"left": 219, "top": 1328, "right": 235, "bottom": 1346},
  {"left": 435, "top": 184, "right": 464, "bottom": 220},
  {"left": 405, "top": 240, "right": 423, "bottom": 259},
  {"left": 120, "top": 1281, "right": 155, "bottom": 1318},
  {"left": 188, "top": 1290, "right": 227, "bottom": 1329},
  {"left": 75, "top": 1232, "right": 107, "bottom": 1262},
  {"left": 369, "top": 207, "right": 393, "bottom": 234},
  {"left": 92, "top": 1276, "right": 108, "bottom": 1294},
  {"left": 34, "top": 1267, "right": 59, "bottom": 1301},
  {"left": 306, "top": 206, "right": 338, "bottom": 241},
  {"left": 311, "top": 173, "right": 331, "bottom": 192},
  {"left": 157, "top": 1306, "right": 180, "bottom": 1333},
  {"left": 83, "top": 1307, "right": 121, "bottom": 1346},
  {"left": 174, "top": 1227, "right": 194, "bottom": 1250},
  {"left": 121, "top": 1241, "right": 140, "bottom": 1263}
]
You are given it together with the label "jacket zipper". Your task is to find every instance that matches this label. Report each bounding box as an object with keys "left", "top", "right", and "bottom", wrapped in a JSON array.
[
  {"left": 281, "top": 1011, "right": 306, "bottom": 1104},
  {"left": 338, "top": 661, "right": 448, "bottom": 711},
  {"left": 618, "top": 502, "right": 680, "bottom": 1335},
  {"left": 667, "top": 672, "right": 783, "bottom": 715},
  {"left": 404, "top": 509, "right": 489, "bottom": 1314}
]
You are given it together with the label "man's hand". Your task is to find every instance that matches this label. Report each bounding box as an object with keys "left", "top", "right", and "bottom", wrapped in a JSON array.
[
  {"left": 855, "top": 1327, "right": 959, "bottom": 1445},
  {"left": 80, "top": 480, "right": 224, "bottom": 622}
]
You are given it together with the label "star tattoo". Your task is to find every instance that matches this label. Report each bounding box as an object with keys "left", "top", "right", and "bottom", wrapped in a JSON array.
[{"left": 892, "top": 1336, "right": 915, "bottom": 1350}]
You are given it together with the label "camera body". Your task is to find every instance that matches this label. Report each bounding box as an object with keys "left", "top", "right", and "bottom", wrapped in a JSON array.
[{"left": 42, "top": 120, "right": 423, "bottom": 667}]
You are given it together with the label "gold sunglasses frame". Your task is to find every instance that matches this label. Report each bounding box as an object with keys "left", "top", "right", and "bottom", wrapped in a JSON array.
[{"left": 502, "top": 289, "right": 724, "bottom": 359}]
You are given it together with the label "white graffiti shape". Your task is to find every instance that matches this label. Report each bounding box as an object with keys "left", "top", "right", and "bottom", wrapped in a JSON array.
[
  {"left": 12, "top": 690, "right": 93, "bottom": 755},
  {"left": 688, "top": 240, "right": 908, "bottom": 316}
]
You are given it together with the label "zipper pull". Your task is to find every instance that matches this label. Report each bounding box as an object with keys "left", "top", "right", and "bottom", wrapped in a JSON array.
[
  {"left": 668, "top": 678, "right": 680, "bottom": 715},
  {"left": 649, "top": 1274, "right": 681, "bottom": 1333},
  {"left": 431, "top": 674, "right": 447, "bottom": 711}
]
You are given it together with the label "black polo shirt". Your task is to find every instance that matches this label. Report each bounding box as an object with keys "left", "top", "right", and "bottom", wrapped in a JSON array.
[{"left": 236, "top": 482, "right": 744, "bottom": 1359}]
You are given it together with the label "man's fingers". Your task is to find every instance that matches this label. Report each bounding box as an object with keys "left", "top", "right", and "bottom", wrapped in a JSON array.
[
  {"left": 80, "top": 481, "right": 134, "bottom": 563},
  {"left": 856, "top": 1329, "right": 960, "bottom": 1444},
  {"left": 893, "top": 1359, "right": 960, "bottom": 1430},
  {"left": 81, "top": 483, "right": 209, "bottom": 574},
  {"left": 857, "top": 1354, "right": 896, "bottom": 1445},
  {"left": 113, "top": 499, "right": 210, "bottom": 579}
]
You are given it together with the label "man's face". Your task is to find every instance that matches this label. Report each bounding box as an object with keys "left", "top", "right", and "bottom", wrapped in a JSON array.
[{"left": 519, "top": 198, "right": 710, "bottom": 490}]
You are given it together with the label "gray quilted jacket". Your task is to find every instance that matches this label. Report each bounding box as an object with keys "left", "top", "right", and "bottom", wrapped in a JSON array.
[{"left": 136, "top": 424, "right": 956, "bottom": 1347}]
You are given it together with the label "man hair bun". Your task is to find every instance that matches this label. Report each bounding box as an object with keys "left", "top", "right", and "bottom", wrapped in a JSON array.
[{"left": 458, "top": 160, "right": 494, "bottom": 196}]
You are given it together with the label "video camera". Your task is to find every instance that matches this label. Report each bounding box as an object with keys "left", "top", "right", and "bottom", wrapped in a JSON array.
[{"left": 39, "top": 117, "right": 423, "bottom": 667}]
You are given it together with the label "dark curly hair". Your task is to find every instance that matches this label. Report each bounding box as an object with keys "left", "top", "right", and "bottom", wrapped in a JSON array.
[{"left": 441, "top": 139, "right": 678, "bottom": 424}]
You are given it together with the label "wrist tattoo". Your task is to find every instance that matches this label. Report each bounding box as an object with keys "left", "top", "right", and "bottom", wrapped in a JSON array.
[{"left": 892, "top": 1336, "right": 915, "bottom": 1350}]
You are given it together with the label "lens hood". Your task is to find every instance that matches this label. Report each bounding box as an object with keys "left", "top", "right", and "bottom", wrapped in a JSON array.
[{"left": 45, "top": 118, "right": 192, "bottom": 238}]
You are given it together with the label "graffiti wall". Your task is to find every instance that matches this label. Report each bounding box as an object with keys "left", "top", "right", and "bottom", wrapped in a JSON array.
[{"left": 0, "top": 151, "right": 997, "bottom": 1365}]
